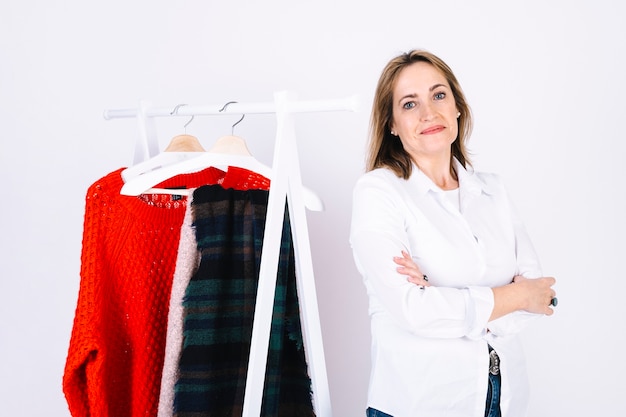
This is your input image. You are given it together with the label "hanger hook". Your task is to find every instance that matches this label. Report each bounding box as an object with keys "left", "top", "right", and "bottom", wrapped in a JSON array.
[
  {"left": 219, "top": 101, "right": 245, "bottom": 135},
  {"left": 170, "top": 103, "right": 194, "bottom": 133}
]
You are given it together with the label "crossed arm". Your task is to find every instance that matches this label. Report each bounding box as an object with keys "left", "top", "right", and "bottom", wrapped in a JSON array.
[{"left": 393, "top": 250, "right": 557, "bottom": 320}]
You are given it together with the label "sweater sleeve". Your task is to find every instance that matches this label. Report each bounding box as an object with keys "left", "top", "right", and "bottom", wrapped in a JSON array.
[{"left": 63, "top": 179, "right": 109, "bottom": 417}]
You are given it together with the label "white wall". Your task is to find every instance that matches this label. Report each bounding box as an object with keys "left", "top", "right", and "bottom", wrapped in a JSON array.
[{"left": 1, "top": 1, "right": 625, "bottom": 416}]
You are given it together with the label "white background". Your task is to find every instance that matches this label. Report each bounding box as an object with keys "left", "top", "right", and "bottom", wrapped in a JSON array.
[{"left": 1, "top": 1, "right": 625, "bottom": 416}]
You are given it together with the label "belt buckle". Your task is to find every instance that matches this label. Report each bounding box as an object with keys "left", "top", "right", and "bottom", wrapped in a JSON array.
[{"left": 489, "top": 347, "right": 500, "bottom": 376}]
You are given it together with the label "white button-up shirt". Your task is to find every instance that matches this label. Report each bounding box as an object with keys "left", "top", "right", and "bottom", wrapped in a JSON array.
[{"left": 350, "top": 159, "right": 543, "bottom": 417}]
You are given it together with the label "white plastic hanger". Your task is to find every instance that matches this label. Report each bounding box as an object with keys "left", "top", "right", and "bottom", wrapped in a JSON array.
[
  {"left": 121, "top": 105, "right": 205, "bottom": 182},
  {"left": 120, "top": 103, "right": 324, "bottom": 211}
]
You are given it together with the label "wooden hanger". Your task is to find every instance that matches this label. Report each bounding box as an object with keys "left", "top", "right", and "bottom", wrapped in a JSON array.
[
  {"left": 208, "top": 134, "right": 252, "bottom": 155},
  {"left": 164, "top": 133, "right": 205, "bottom": 152},
  {"left": 121, "top": 108, "right": 205, "bottom": 182}
]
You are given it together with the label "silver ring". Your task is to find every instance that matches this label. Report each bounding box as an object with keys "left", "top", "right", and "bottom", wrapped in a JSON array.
[
  {"left": 423, "top": 275, "right": 428, "bottom": 282},
  {"left": 550, "top": 297, "right": 558, "bottom": 307}
]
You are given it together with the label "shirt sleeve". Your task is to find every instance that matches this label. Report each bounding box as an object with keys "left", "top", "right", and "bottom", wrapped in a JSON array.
[
  {"left": 350, "top": 174, "right": 494, "bottom": 339},
  {"left": 487, "top": 187, "right": 544, "bottom": 336}
]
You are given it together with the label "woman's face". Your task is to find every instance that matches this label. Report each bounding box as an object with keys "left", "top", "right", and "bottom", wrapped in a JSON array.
[{"left": 390, "top": 62, "right": 459, "bottom": 162}]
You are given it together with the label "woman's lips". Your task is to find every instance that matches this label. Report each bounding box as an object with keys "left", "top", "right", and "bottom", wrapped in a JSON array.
[{"left": 421, "top": 125, "right": 445, "bottom": 135}]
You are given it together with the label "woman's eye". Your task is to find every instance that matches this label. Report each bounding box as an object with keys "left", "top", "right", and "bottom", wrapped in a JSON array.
[
  {"left": 403, "top": 101, "right": 416, "bottom": 109},
  {"left": 434, "top": 92, "right": 446, "bottom": 100}
]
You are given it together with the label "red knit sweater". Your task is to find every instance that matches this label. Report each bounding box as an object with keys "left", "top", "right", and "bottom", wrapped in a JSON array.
[{"left": 63, "top": 166, "right": 270, "bottom": 417}]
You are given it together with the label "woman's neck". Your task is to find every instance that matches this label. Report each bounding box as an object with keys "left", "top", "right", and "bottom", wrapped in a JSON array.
[{"left": 413, "top": 154, "right": 458, "bottom": 190}]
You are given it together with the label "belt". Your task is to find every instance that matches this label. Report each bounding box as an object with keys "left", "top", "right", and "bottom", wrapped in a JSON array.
[{"left": 488, "top": 345, "right": 500, "bottom": 376}]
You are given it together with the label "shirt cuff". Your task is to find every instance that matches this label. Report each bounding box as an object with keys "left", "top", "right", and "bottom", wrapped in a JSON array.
[
  {"left": 487, "top": 311, "right": 542, "bottom": 336},
  {"left": 464, "top": 286, "right": 494, "bottom": 340}
]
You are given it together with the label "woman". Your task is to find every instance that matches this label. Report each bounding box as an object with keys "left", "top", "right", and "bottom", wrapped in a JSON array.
[{"left": 350, "top": 50, "right": 557, "bottom": 417}]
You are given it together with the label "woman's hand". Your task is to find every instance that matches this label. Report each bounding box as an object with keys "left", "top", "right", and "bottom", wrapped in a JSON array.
[
  {"left": 491, "top": 275, "right": 557, "bottom": 320},
  {"left": 393, "top": 250, "right": 431, "bottom": 288},
  {"left": 512, "top": 275, "right": 557, "bottom": 315}
]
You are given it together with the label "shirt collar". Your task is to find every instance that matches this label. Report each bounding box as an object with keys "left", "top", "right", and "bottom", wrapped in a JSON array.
[{"left": 454, "top": 159, "right": 496, "bottom": 197}]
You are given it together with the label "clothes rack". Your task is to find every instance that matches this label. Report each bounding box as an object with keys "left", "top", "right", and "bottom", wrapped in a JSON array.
[
  {"left": 104, "top": 91, "right": 358, "bottom": 417},
  {"left": 103, "top": 96, "right": 358, "bottom": 119}
]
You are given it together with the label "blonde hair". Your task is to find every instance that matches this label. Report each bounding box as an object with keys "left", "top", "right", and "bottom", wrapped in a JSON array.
[{"left": 367, "top": 50, "right": 473, "bottom": 179}]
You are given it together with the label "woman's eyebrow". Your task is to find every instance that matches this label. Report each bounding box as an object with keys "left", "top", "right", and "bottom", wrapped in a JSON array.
[
  {"left": 430, "top": 83, "right": 448, "bottom": 91},
  {"left": 397, "top": 93, "right": 417, "bottom": 104},
  {"left": 397, "top": 84, "right": 449, "bottom": 104}
]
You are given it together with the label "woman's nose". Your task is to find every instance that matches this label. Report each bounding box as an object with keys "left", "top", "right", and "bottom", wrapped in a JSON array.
[{"left": 419, "top": 102, "right": 435, "bottom": 121}]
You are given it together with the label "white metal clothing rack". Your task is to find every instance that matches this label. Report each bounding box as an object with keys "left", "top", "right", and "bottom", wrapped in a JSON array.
[{"left": 104, "top": 91, "right": 358, "bottom": 417}]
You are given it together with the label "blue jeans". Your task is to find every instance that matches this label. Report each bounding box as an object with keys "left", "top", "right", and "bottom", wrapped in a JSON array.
[
  {"left": 366, "top": 407, "right": 393, "bottom": 417},
  {"left": 485, "top": 371, "right": 502, "bottom": 417}
]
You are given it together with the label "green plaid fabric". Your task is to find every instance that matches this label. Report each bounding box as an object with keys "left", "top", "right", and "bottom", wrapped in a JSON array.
[{"left": 174, "top": 185, "right": 314, "bottom": 417}]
